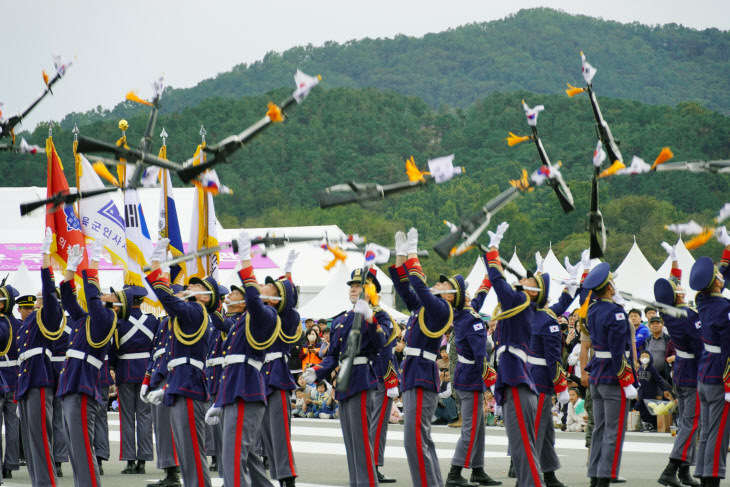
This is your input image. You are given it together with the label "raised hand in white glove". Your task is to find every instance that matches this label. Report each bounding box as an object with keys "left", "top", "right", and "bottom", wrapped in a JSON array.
[
  {"left": 725, "top": 392, "right": 730, "bottom": 403},
  {"left": 406, "top": 227, "right": 418, "bottom": 255},
  {"left": 66, "top": 245, "right": 85, "bottom": 273},
  {"left": 354, "top": 299, "right": 374, "bottom": 322},
  {"left": 661, "top": 241, "right": 678, "bottom": 261},
  {"left": 613, "top": 290, "right": 626, "bottom": 306},
  {"left": 558, "top": 389, "right": 570, "bottom": 405},
  {"left": 564, "top": 256, "right": 580, "bottom": 281},
  {"left": 147, "top": 389, "right": 165, "bottom": 406},
  {"left": 386, "top": 386, "right": 399, "bottom": 399},
  {"left": 161, "top": 251, "right": 172, "bottom": 275},
  {"left": 285, "top": 249, "right": 300, "bottom": 273},
  {"left": 41, "top": 227, "right": 54, "bottom": 255},
  {"left": 535, "top": 251, "right": 544, "bottom": 273},
  {"left": 581, "top": 249, "right": 591, "bottom": 270},
  {"left": 140, "top": 384, "right": 149, "bottom": 403},
  {"left": 236, "top": 230, "right": 252, "bottom": 261},
  {"left": 487, "top": 222, "right": 509, "bottom": 249},
  {"left": 205, "top": 406, "right": 223, "bottom": 425},
  {"left": 395, "top": 231, "right": 408, "bottom": 257},
  {"left": 151, "top": 238, "right": 169, "bottom": 263},
  {"left": 90, "top": 239, "right": 105, "bottom": 263},
  {"left": 301, "top": 368, "right": 317, "bottom": 384},
  {"left": 716, "top": 226, "right": 730, "bottom": 247},
  {"left": 623, "top": 384, "right": 638, "bottom": 400}
]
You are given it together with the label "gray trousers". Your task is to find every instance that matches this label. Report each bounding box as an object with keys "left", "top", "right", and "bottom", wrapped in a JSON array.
[
  {"left": 536, "top": 392, "right": 561, "bottom": 473},
  {"left": 695, "top": 382, "right": 730, "bottom": 479},
  {"left": 452, "top": 389, "right": 485, "bottom": 469},
  {"left": 1, "top": 391, "right": 20, "bottom": 470},
  {"left": 204, "top": 400, "right": 216, "bottom": 456},
  {"left": 118, "top": 382, "right": 154, "bottom": 461},
  {"left": 588, "top": 383, "right": 628, "bottom": 480},
  {"left": 153, "top": 387, "right": 178, "bottom": 469},
  {"left": 52, "top": 392, "right": 69, "bottom": 463},
  {"left": 170, "top": 396, "right": 211, "bottom": 487},
  {"left": 19, "top": 387, "right": 57, "bottom": 487},
  {"left": 261, "top": 387, "right": 297, "bottom": 480},
  {"left": 93, "top": 386, "right": 110, "bottom": 461},
  {"left": 340, "top": 390, "right": 379, "bottom": 487},
  {"left": 670, "top": 385, "right": 699, "bottom": 466},
  {"left": 404, "top": 387, "right": 441, "bottom": 487},
  {"left": 368, "top": 383, "right": 393, "bottom": 468},
  {"left": 221, "top": 399, "right": 266, "bottom": 487},
  {"left": 62, "top": 393, "right": 101, "bottom": 487},
  {"left": 503, "top": 386, "right": 544, "bottom": 487}
]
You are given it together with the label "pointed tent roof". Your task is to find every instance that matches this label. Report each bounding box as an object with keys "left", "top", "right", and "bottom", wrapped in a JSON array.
[
  {"left": 9, "top": 261, "right": 40, "bottom": 297},
  {"left": 635, "top": 237, "right": 697, "bottom": 305},
  {"left": 614, "top": 239, "right": 655, "bottom": 297},
  {"left": 297, "top": 262, "right": 355, "bottom": 319},
  {"left": 479, "top": 249, "right": 526, "bottom": 315},
  {"left": 542, "top": 247, "right": 569, "bottom": 305}
]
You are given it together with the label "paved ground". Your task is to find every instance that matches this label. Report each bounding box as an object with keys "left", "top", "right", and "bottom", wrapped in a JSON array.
[{"left": 1, "top": 412, "right": 700, "bottom": 486}]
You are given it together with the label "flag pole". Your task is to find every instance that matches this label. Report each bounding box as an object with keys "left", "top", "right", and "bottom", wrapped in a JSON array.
[
  {"left": 72, "top": 123, "right": 81, "bottom": 216},
  {"left": 199, "top": 125, "right": 210, "bottom": 276},
  {"left": 160, "top": 127, "right": 169, "bottom": 241}
]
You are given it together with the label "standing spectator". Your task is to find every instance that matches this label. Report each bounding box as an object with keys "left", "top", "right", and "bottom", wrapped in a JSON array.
[
  {"left": 288, "top": 319, "right": 311, "bottom": 374},
  {"left": 629, "top": 309, "right": 651, "bottom": 350},
  {"left": 300, "top": 328, "right": 323, "bottom": 369},
  {"left": 644, "top": 306, "right": 658, "bottom": 321},
  {"left": 319, "top": 328, "right": 331, "bottom": 358},
  {"left": 643, "top": 316, "right": 674, "bottom": 383}
]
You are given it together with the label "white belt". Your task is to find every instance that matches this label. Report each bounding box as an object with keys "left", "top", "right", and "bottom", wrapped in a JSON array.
[
  {"left": 457, "top": 355, "right": 475, "bottom": 365},
  {"left": 594, "top": 350, "right": 630, "bottom": 359},
  {"left": 705, "top": 344, "right": 721, "bottom": 354},
  {"left": 675, "top": 350, "right": 695, "bottom": 359},
  {"left": 153, "top": 348, "right": 166, "bottom": 360},
  {"left": 119, "top": 352, "right": 151, "bottom": 360},
  {"left": 66, "top": 350, "right": 103, "bottom": 369},
  {"left": 167, "top": 357, "right": 205, "bottom": 372},
  {"left": 0, "top": 360, "right": 17, "bottom": 367},
  {"left": 223, "top": 354, "right": 263, "bottom": 371},
  {"left": 527, "top": 356, "right": 547, "bottom": 366},
  {"left": 404, "top": 347, "right": 438, "bottom": 361},
  {"left": 206, "top": 357, "right": 225, "bottom": 368},
  {"left": 50, "top": 356, "right": 66, "bottom": 363},
  {"left": 19, "top": 348, "right": 52, "bottom": 363},
  {"left": 353, "top": 357, "right": 370, "bottom": 365},
  {"left": 496, "top": 345, "right": 528, "bottom": 363},
  {"left": 264, "top": 352, "right": 285, "bottom": 363}
]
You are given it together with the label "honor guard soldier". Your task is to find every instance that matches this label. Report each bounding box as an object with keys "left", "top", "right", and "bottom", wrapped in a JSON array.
[
  {"left": 388, "top": 228, "right": 452, "bottom": 487},
  {"left": 15, "top": 228, "right": 64, "bottom": 487},
  {"left": 0, "top": 282, "right": 21, "bottom": 482},
  {"left": 145, "top": 238, "right": 213, "bottom": 487},
  {"left": 204, "top": 284, "right": 229, "bottom": 475},
  {"left": 654, "top": 244, "right": 702, "bottom": 487},
  {"left": 302, "top": 258, "right": 387, "bottom": 487},
  {"left": 688, "top": 232, "right": 730, "bottom": 487},
  {"left": 94, "top": 347, "right": 114, "bottom": 475},
  {"left": 205, "top": 230, "right": 281, "bottom": 487},
  {"left": 142, "top": 284, "right": 185, "bottom": 487},
  {"left": 260, "top": 250, "right": 301, "bottom": 487},
  {"left": 0, "top": 280, "right": 17, "bottom": 486},
  {"left": 11, "top": 295, "right": 35, "bottom": 480},
  {"left": 50, "top": 284, "right": 71, "bottom": 478},
  {"left": 485, "top": 222, "right": 543, "bottom": 487},
  {"left": 582, "top": 262, "right": 637, "bottom": 487},
  {"left": 57, "top": 240, "right": 119, "bottom": 487},
  {"left": 109, "top": 284, "right": 158, "bottom": 474}
]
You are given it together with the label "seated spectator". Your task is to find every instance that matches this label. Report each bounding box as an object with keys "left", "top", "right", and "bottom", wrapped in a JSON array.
[
  {"left": 309, "top": 382, "right": 330, "bottom": 418},
  {"left": 566, "top": 388, "right": 587, "bottom": 432},
  {"left": 551, "top": 395, "right": 564, "bottom": 427},
  {"left": 389, "top": 402, "right": 402, "bottom": 424},
  {"left": 635, "top": 349, "right": 673, "bottom": 432},
  {"left": 483, "top": 389, "right": 497, "bottom": 426},
  {"left": 300, "top": 328, "right": 323, "bottom": 369},
  {"left": 433, "top": 369, "right": 458, "bottom": 425},
  {"left": 437, "top": 345, "right": 449, "bottom": 371},
  {"left": 297, "top": 373, "right": 315, "bottom": 394},
  {"left": 292, "top": 388, "right": 308, "bottom": 416}
]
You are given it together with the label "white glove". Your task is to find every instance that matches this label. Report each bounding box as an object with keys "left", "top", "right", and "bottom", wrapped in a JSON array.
[
  {"left": 147, "top": 389, "right": 165, "bottom": 406},
  {"left": 301, "top": 368, "right": 317, "bottom": 384},
  {"left": 406, "top": 227, "right": 418, "bottom": 255},
  {"left": 716, "top": 226, "right": 730, "bottom": 247},
  {"left": 564, "top": 256, "right": 579, "bottom": 281},
  {"left": 140, "top": 384, "right": 149, "bottom": 403},
  {"left": 65, "top": 244, "right": 85, "bottom": 273},
  {"left": 623, "top": 384, "right": 638, "bottom": 400},
  {"left": 581, "top": 249, "right": 591, "bottom": 270},
  {"left": 386, "top": 386, "right": 399, "bottom": 399},
  {"left": 236, "top": 230, "right": 252, "bottom": 261},
  {"left": 205, "top": 406, "right": 223, "bottom": 425},
  {"left": 89, "top": 239, "right": 105, "bottom": 263},
  {"left": 354, "top": 299, "right": 374, "bottom": 322},
  {"left": 285, "top": 249, "right": 299, "bottom": 273},
  {"left": 161, "top": 251, "right": 172, "bottom": 275},
  {"left": 661, "top": 241, "right": 678, "bottom": 261},
  {"left": 487, "top": 222, "right": 509, "bottom": 249},
  {"left": 41, "top": 227, "right": 54, "bottom": 255},
  {"left": 394, "top": 231, "right": 408, "bottom": 257},
  {"left": 613, "top": 290, "right": 626, "bottom": 306},
  {"left": 535, "top": 251, "right": 544, "bottom": 273},
  {"left": 151, "top": 238, "right": 169, "bottom": 263},
  {"left": 725, "top": 392, "right": 730, "bottom": 403},
  {"left": 557, "top": 389, "right": 570, "bottom": 405}
]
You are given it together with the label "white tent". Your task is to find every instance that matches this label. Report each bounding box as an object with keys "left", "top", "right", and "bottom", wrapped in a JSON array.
[
  {"left": 614, "top": 239, "right": 656, "bottom": 297},
  {"left": 634, "top": 237, "right": 697, "bottom": 305},
  {"left": 296, "top": 263, "right": 354, "bottom": 319},
  {"left": 477, "top": 249, "right": 526, "bottom": 315},
  {"left": 542, "top": 247, "right": 570, "bottom": 305}
]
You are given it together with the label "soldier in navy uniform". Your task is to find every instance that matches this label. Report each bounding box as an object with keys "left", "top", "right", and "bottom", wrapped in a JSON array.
[
  {"left": 582, "top": 262, "right": 638, "bottom": 487},
  {"left": 94, "top": 348, "right": 114, "bottom": 475},
  {"left": 654, "top": 244, "right": 702, "bottom": 487},
  {"left": 0, "top": 280, "right": 16, "bottom": 486},
  {"left": 13, "top": 295, "right": 36, "bottom": 480},
  {"left": 302, "top": 260, "right": 387, "bottom": 487},
  {"left": 688, "top": 234, "right": 730, "bottom": 487},
  {"left": 50, "top": 283, "right": 71, "bottom": 478},
  {"left": 14, "top": 228, "right": 63, "bottom": 487},
  {"left": 0, "top": 282, "right": 20, "bottom": 482},
  {"left": 145, "top": 237, "right": 213, "bottom": 487},
  {"left": 388, "top": 228, "right": 452, "bottom": 487},
  {"left": 57, "top": 240, "right": 119, "bottom": 487}
]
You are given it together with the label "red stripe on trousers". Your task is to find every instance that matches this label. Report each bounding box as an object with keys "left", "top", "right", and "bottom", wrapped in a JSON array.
[
  {"left": 712, "top": 402, "right": 730, "bottom": 477},
  {"left": 234, "top": 400, "right": 245, "bottom": 487},
  {"left": 360, "top": 392, "right": 376, "bottom": 486},
  {"left": 373, "top": 390, "right": 389, "bottom": 465},
  {"left": 415, "top": 388, "right": 428, "bottom": 487},
  {"left": 80, "top": 395, "right": 98, "bottom": 487},
  {"left": 535, "top": 393, "right": 546, "bottom": 437},
  {"left": 611, "top": 389, "right": 627, "bottom": 479},
  {"left": 511, "top": 387, "right": 542, "bottom": 487},
  {"left": 39, "top": 389, "right": 57, "bottom": 487},
  {"left": 280, "top": 389, "right": 296, "bottom": 477},
  {"left": 680, "top": 390, "right": 700, "bottom": 462},
  {"left": 118, "top": 393, "right": 123, "bottom": 460},
  {"left": 464, "top": 391, "right": 479, "bottom": 468},
  {"left": 170, "top": 425, "right": 179, "bottom": 466},
  {"left": 186, "top": 398, "right": 205, "bottom": 487}
]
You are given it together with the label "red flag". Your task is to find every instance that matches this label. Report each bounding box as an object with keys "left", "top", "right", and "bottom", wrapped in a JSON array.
[{"left": 45, "top": 137, "right": 88, "bottom": 276}]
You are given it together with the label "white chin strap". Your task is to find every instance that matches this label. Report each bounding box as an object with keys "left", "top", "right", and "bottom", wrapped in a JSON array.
[
  {"left": 225, "top": 299, "right": 245, "bottom": 306},
  {"left": 180, "top": 290, "right": 213, "bottom": 299},
  {"left": 430, "top": 289, "right": 457, "bottom": 295},
  {"left": 261, "top": 295, "right": 282, "bottom": 302}
]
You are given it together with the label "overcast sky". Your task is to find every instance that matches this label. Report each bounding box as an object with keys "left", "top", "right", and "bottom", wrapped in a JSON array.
[{"left": 3, "top": 0, "right": 728, "bottom": 132}]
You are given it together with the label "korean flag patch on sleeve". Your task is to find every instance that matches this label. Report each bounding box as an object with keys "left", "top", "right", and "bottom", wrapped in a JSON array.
[
  {"left": 615, "top": 313, "right": 625, "bottom": 321},
  {"left": 549, "top": 325, "right": 560, "bottom": 333},
  {"left": 473, "top": 323, "right": 484, "bottom": 331}
]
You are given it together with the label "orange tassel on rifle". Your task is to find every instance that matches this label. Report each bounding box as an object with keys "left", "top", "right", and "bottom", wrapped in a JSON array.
[
  {"left": 565, "top": 83, "right": 585, "bottom": 97},
  {"left": 324, "top": 244, "right": 348, "bottom": 271},
  {"left": 685, "top": 227, "right": 715, "bottom": 250},
  {"left": 42, "top": 70, "right": 50, "bottom": 87},
  {"left": 405, "top": 156, "right": 429, "bottom": 182},
  {"left": 364, "top": 282, "right": 380, "bottom": 306},
  {"left": 92, "top": 162, "right": 120, "bottom": 187},
  {"left": 509, "top": 169, "right": 533, "bottom": 192},
  {"left": 598, "top": 160, "right": 626, "bottom": 178},
  {"left": 125, "top": 91, "right": 154, "bottom": 107},
  {"left": 506, "top": 132, "right": 531, "bottom": 147},
  {"left": 267, "top": 102, "right": 283, "bottom": 123},
  {"left": 577, "top": 290, "right": 592, "bottom": 319},
  {"left": 651, "top": 147, "right": 673, "bottom": 170}
]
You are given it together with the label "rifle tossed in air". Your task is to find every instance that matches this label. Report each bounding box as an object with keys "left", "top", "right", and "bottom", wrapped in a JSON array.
[{"left": 19, "top": 187, "right": 119, "bottom": 217}]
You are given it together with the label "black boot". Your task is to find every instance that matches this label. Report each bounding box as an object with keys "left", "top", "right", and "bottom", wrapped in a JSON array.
[
  {"left": 470, "top": 467, "right": 502, "bottom": 486},
  {"left": 55, "top": 462, "right": 63, "bottom": 478},
  {"left": 1, "top": 469, "right": 10, "bottom": 479},
  {"left": 658, "top": 459, "right": 683, "bottom": 487},
  {"left": 146, "top": 466, "right": 182, "bottom": 487},
  {"left": 210, "top": 455, "right": 218, "bottom": 472},
  {"left": 543, "top": 470, "right": 568, "bottom": 487},
  {"left": 97, "top": 457, "right": 104, "bottom": 476},
  {"left": 508, "top": 459, "right": 516, "bottom": 478},
  {"left": 377, "top": 467, "right": 397, "bottom": 483},
  {"left": 589, "top": 478, "right": 598, "bottom": 487},
  {"left": 596, "top": 479, "right": 611, "bottom": 487},
  {"left": 677, "top": 466, "right": 699, "bottom": 487},
  {"left": 136, "top": 460, "right": 146, "bottom": 474},
  {"left": 445, "top": 465, "right": 479, "bottom": 487},
  {"left": 703, "top": 479, "right": 720, "bottom": 487},
  {"left": 279, "top": 477, "right": 296, "bottom": 487},
  {"left": 121, "top": 460, "right": 136, "bottom": 474}
]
